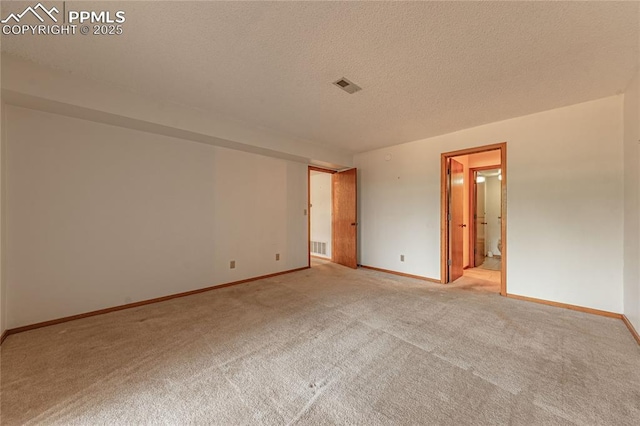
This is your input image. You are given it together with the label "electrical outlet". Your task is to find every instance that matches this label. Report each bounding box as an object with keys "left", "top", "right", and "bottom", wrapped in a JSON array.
[
  {"left": 276, "top": 253, "right": 280, "bottom": 261},
  {"left": 230, "top": 260, "right": 236, "bottom": 269},
  {"left": 400, "top": 255, "right": 405, "bottom": 262}
]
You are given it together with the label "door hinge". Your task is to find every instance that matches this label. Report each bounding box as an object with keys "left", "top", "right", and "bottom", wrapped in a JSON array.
[
  {"left": 447, "top": 168, "right": 451, "bottom": 175},
  {"left": 447, "top": 259, "right": 452, "bottom": 266},
  {"left": 448, "top": 213, "right": 451, "bottom": 221}
]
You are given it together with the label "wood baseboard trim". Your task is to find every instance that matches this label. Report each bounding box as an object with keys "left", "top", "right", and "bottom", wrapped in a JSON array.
[
  {"left": 622, "top": 315, "right": 640, "bottom": 345},
  {"left": 360, "top": 265, "right": 441, "bottom": 284},
  {"left": 506, "top": 293, "right": 622, "bottom": 319},
  {"left": 1, "top": 266, "right": 309, "bottom": 342}
]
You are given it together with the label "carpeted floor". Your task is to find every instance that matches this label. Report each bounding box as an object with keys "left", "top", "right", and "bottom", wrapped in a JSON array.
[{"left": 1, "top": 261, "right": 639, "bottom": 425}]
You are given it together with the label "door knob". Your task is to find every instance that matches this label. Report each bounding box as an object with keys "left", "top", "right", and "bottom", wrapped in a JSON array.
[
  {"left": 480, "top": 222, "right": 487, "bottom": 225},
  {"left": 351, "top": 222, "right": 358, "bottom": 226},
  {"left": 459, "top": 224, "right": 467, "bottom": 228}
]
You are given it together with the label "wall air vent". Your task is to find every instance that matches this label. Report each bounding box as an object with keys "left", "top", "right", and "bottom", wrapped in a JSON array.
[
  {"left": 333, "top": 78, "right": 362, "bottom": 94},
  {"left": 311, "top": 241, "right": 327, "bottom": 255}
]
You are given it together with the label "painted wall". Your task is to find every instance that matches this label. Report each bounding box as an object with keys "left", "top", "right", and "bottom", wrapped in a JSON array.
[
  {"left": 310, "top": 172, "right": 332, "bottom": 259},
  {"left": 484, "top": 175, "right": 501, "bottom": 257},
  {"left": 468, "top": 151, "right": 501, "bottom": 169},
  {"left": 4, "top": 106, "right": 308, "bottom": 329},
  {"left": 356, "top": 96, "right": 624, "bottom": 313},
  {"left": 1, "top": 55, "right": 353, "bottom": 169},
  {"left": 0, "top": 100, "right": 5, "bottom": 336},
  {"left": 623, "top": 68, "right": 640, "bottom": 332}
]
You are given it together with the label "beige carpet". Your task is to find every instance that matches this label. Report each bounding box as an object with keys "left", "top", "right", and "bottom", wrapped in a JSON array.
[{"left": 1, "top": 261, "right": 639, "bottom": 425}]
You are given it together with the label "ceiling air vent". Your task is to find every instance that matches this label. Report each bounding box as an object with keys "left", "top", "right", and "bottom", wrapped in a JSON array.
[{"left": 333, "top": 77, "right": 362, "bottom": 94}]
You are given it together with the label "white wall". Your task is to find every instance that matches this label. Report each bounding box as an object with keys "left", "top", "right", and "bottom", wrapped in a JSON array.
[
  {"left": 623, "top": 68, "right": 640, "bottom": 332},
  {"left": 356, "top": 96, "right": 624, "bottom": 313},
  {"left": 2, "top": 55, "right": 353, "bottom": 169},
  {"left": 4, "top": 106, "right": 308, "bottom": 329},
  {"left": 0, "top": 100, "right": 5, "bottom": 336},
  {"left": 310, "top": 172, "right": 332, "bottom": 259},
  {"left": 484, "top": 175, "right": 501, "bottom": 257}
]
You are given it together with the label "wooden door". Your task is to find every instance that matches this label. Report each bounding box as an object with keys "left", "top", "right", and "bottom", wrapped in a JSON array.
[
  {"left": 449, "top": 159, "right": 464, "bottom": 281},
  {"left": 332, "top": 168, "right": 357, "bottom": 269}
]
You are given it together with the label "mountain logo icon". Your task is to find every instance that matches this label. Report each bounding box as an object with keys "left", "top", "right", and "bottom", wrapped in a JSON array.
[{"left": 1, "top": 3, "right": 59, "bottom": 24}]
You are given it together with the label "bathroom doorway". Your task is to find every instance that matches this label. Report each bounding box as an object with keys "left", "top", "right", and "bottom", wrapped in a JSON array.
[
  {"left": 441, "top": 143, "right": 507, "bottom": 295},
  {"left": 469, "top": 167, "right": 502, "bottom": 282},
  {"left": 470, "top": 167, "right": 502, "bottom": 268}
]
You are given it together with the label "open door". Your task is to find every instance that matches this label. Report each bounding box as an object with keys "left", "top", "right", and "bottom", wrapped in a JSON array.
[
  {"left": 449, "top": 159, "right": 464, "bottom": 281},
  {"left": 332, "top": 168, "right": 357, "bottom": 268}
]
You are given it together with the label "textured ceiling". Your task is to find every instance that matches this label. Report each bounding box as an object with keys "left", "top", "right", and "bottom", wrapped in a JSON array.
[{"left": 2, "top": 1, "right": 638, "bottom": 153}]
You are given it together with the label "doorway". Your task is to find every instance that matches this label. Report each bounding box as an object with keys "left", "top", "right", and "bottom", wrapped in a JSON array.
[
  {"left": 308, "top": 166, "right": 358, "bottom": 269},
  {"left": 309, "top": 168, "right": 333, "bottom": 263},
  {"left": 440, "top": 143, "right": 507, "bottom": 295},
  {"left": 470, "top": 166, "right": 502, "bottom": 268}
]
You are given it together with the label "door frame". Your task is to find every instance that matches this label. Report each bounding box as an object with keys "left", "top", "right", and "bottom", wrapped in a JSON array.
[
  {"left": 469, "top": 164, "right": 501, "bottom": 269},
  {"left": 440, "top": 142, "right": 507, "bottom": 296},
  {"left": 308, "top": 166, "right": 336, "bottom": 267}
]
